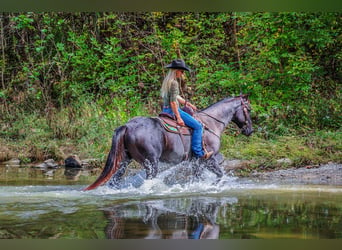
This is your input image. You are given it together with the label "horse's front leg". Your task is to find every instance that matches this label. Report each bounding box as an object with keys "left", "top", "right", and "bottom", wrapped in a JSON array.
[{"left": 204, "top": 156, "right": 223, "bottom": 184}]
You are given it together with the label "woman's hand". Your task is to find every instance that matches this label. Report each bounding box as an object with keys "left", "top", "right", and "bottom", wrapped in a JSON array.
[
  {"left": 187, "top": 102, "right": 197, "bottom": 111},
  {"left": 177, "top": 116, "right": 185, "bottom": 126}
]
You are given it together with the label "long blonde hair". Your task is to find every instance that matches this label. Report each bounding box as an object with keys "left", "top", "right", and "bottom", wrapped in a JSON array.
[{"left": 161, "top": 69, "right": 177, "bottom": 99}]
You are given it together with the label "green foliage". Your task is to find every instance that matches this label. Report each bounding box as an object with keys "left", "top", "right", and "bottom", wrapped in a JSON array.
[{"left": 233, "top": 12, "right": 341, "bottom": 131}]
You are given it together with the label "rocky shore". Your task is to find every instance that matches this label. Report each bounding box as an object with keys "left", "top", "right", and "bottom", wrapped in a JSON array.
[{"left": 248, "top": 163, "right": 342, "bottom": 185}]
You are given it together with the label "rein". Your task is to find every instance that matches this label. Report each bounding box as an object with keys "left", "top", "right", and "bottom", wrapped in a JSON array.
[
  {"left": 196, "top": 110, "right": 226, "bottom": 139},
  {"left": 197, "top": 96, "right": 251, "bottom": 137},
  {"left": 198, "top": 111, "right": 226, "bottom": 127},
  {"left": 197, "top": 96, "right": 240, "bottom": 127}
]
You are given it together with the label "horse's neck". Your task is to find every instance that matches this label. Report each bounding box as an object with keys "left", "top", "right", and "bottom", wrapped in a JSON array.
[{"left": 197, "top": 98, "right": 239, "bottom": 136}]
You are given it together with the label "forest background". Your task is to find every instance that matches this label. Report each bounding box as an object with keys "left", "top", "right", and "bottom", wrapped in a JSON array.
[{"left": 0, "top": 12, "right": 341, "bottom": 173}]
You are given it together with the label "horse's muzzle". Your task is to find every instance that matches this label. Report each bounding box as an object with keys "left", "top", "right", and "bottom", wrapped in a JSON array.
[{"left": 242, "top": 127, "right": 253, "bottom": 136}]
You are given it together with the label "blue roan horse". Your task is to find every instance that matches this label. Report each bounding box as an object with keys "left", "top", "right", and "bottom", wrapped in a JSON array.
[{"left": 84, "top": 95, "right": 253, "bottom": 190}]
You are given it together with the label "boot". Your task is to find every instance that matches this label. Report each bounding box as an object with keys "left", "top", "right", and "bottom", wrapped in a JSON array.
[{"left": 202, "top": 151, "right": 214, "bottom": 159}]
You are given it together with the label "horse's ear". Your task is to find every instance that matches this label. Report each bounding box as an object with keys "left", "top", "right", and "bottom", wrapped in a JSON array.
[{"left": 241, "top": 93, "right": 249, "bottom": 100}]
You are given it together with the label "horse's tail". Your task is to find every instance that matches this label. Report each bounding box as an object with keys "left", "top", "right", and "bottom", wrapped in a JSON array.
[{"left": 83, "top": 126, "right": 127, "bottom": 191}]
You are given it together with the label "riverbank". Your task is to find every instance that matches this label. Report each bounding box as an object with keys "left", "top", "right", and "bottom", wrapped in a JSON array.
[{"left": 247, "top": 163, "right": 342, "bottom": 186}]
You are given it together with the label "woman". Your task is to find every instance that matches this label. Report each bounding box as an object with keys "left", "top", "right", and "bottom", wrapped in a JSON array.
[{"left": 161, "top": 59, "right": 213, "bottom": 159}]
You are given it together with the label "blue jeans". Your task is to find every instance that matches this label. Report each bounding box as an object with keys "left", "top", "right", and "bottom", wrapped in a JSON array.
[{"left": 163, "top": 107, "right": 205, "bottom": 158}]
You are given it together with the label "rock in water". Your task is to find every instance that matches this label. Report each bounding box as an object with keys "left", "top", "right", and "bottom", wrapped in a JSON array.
[
  {"left": 35, "top": 159, "right": 58, "bottom": 169},
  {"left": 3, "top": 158, "right": 20, "bottom": 167},
  {"left": 44, "top": 159, "right": 58, "bottom": 168},
  {"left": 65, "top": 155, "right": 82, "bottom": 168}
]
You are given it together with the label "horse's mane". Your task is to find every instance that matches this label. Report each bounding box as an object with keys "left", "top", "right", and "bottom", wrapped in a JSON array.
[{"left": 200, "top": 96, "right": 237, "bottom": 112}]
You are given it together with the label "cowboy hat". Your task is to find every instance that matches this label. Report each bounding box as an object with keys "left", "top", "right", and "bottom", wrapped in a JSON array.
[{"left": 166, "top": 59, "right": 191, "bottom": 72}]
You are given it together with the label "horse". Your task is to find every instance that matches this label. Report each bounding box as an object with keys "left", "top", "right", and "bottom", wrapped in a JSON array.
[{"left": 84, "top": 94, "right": 253, "bottom": 191}]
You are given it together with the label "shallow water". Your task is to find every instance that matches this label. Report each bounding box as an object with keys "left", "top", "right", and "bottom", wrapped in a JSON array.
[{"left": 0, "top": 164, "right": 341, "bottom": 239}]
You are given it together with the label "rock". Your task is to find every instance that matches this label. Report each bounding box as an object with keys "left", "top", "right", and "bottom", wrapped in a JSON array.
[
  {"left": 3, "top": 158, "right": 20, "bottom": 167},
  {"left": 35, "top": 163, "right": 47, "bottom": 168},
  {"left": 35, "top": 159, "right": 58, "bottom": 169},
  {"left": 65, "top": 155, "right": 82, "bottom": 168},
  {"left": 276, "top": 158, "right": 293, "bottom": 165},
  {"left": 81, "top": 158, "right": 102, "bottom": 168},
  {"left": 44, "top": 159, "right": 58, "bottom": 168},
  {"left": 223, "top": 159, "right": 252, "bottom": 171}
]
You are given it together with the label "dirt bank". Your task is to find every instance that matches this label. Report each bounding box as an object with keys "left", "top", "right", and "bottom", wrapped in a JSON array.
[{"left": 247, "top": 163, "right": 342, "bottom": 186}]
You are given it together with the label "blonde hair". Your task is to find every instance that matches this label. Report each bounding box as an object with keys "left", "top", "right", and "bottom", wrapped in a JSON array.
[{"left": 161, "top": 69, "right": 177, "bottom": 99}]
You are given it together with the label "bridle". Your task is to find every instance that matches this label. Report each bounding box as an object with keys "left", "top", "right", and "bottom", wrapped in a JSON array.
[
  {"left": 239, "top": 97, "right": 252, "bottom": 131},
  {"left": 198, "top": 96, "right": 251, "bottom": 134}
]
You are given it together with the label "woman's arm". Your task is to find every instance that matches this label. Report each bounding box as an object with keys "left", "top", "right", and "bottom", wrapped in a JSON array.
[
  {"left": 176, "top": 95, "right": 197, "bottom": 111},
  {"left": 176, "top": 95, "right": 186, "bottom": 105},
  {"left": 170, "top": 101, "right": 184, "bottom": 126}
]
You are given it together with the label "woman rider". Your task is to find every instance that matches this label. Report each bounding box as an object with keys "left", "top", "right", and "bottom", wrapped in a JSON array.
[{"left": 161, "top": 59, "right": 213, "bottom": 159}]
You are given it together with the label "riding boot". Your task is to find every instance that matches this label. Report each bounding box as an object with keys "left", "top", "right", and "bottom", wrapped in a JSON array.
[{"left": 202, "top": 151, "right": 214, "bottom": 159}]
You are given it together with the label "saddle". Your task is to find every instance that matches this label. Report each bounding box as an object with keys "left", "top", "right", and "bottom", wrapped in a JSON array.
[
  {"left": 155, "top": 113, "right": 215, "bottom": 161},
  {"left": 156, "top": 113, "right": 192, "bottom": 136}
]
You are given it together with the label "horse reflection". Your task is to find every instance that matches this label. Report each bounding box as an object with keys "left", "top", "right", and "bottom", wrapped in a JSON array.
[{"left": 103, "top": 198, "right": 237, "bottom": 239}]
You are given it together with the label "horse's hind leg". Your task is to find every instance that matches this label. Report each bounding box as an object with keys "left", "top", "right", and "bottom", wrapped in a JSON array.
[
  {"left": 143, "top": 158, "right": 158, "bottom": 179},
  {"left": 192, "top": 159, "right": 204, "bottom": 181},
  {"left": 108, "top": 158, "right": 132, "bottom": 188}
]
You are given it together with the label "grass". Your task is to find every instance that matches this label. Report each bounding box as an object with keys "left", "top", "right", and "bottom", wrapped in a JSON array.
[{"left": 0, "top": 104, "right": 117, "bottom": 164}]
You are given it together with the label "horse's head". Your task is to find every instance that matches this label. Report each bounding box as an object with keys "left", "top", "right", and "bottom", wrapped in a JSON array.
[{"left": 232, "top": 95, "right": 253, "bottom": 136}]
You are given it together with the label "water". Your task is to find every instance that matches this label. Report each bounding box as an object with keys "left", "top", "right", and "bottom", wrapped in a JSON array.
[{"left": 0, "top": 164, "right": 341, "bottom": 239}]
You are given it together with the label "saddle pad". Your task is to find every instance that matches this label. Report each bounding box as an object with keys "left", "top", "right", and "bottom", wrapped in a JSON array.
[{"left": 157, "top": 116, "right": 192, "bottom": 136}]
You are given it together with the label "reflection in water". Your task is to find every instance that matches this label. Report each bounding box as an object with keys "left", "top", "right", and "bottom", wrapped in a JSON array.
[
  {"left": 103, "top": 197, "right": 236, "bottom": 239},
  {"left": 100, "top": 193, "right": 342, "bottom": 239},
  {"left": 64, "top": 168, "right": 82, "bottom": 181}
]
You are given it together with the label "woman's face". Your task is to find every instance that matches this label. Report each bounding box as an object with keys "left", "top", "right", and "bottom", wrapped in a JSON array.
[{"left": 175, "top": 69, "right": 184, "bottom": 79}]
